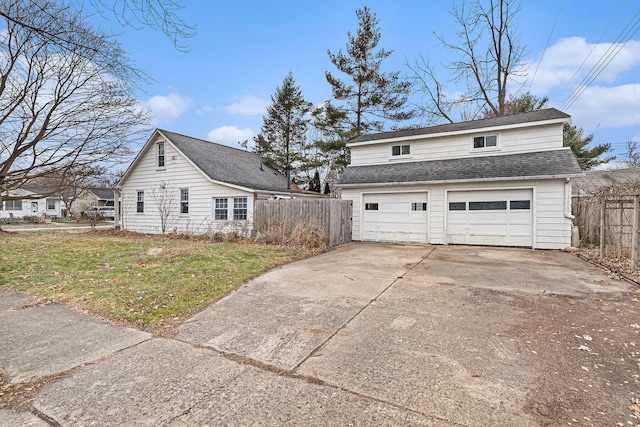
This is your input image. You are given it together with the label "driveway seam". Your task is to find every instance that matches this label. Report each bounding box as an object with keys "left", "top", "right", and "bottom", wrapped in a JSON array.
[{"left": 290, "top": 245, "right": 438, "bottom": 373}]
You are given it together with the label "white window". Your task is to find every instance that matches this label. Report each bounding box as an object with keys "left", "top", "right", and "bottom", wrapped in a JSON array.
[
  {"left": 214, "top": 198, "right": 228, "bottom": 220},
  {"left": 180, "top": 188, "right": 189, "bottom": 214},
  {"left": 47, "top": 198, "right": 56, "bottom": 210},
  {"left": 233, "top": 197, "right": 247, "bottom": 220},
  {"left": 157, "top": 142, "right": 165, "bottom": 168},
  {"left": 473, "top": 135, "right": 498, "bottom": 149},
  {"left": 391, "top": 144, "right": 411, "bottom": 157},
  {"left": 136, "top": 191, "right": 144, "bottom": 213}
]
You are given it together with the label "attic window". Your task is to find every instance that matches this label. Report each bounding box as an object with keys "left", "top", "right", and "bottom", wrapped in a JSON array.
[
  {"left": 473, "top": 135, "right": 498, "bottom": 149},
  {"left": 157, "top": 142, "right": 165, "bottom": 167},
  {"left": 391, "top": 144, "right": 411, "bottom": 157}
]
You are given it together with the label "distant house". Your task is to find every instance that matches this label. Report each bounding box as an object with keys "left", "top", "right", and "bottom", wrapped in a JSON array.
[
  {"left": 0, "top": 188, "right": 63, "bottom": 220},
  {"left": 72, "top": 188, "right": 115, "bottom": 218},
  {"left": 571, "top": 167, "right": 640, "bottom": 198},
  {"left": 339, "top": 109, "right": 582, "bottom": 249},
  {"left": 116, "top": 129, "right": 322, "bottom": 235}
]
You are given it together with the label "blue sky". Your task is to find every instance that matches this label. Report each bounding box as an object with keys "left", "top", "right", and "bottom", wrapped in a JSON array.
[{"left": 109, "top": 0, "right": 640, "bottom": 166}]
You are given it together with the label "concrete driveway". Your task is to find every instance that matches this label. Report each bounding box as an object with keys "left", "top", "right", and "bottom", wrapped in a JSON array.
[{"left": 27, "top": 243, "right": 640, "bottom": 426}]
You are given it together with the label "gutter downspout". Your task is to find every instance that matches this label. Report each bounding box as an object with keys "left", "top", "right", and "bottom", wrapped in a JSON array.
[{"left": 564, "top": 178, "right": 575, "bottom": 220}]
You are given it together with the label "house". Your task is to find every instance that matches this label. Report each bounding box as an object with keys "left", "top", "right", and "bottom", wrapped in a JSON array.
[
  {"left": 72, "top": 188, "right": 115, "bottom": 218},
  {"left": 0, "top": 188, "right": 63, "bottom": 220},
  {"left": 116, "top": 129, "right": 322, "bottom": 235},
  {"left": 339, "top": 108, "right": 582, "bottom": 249}
]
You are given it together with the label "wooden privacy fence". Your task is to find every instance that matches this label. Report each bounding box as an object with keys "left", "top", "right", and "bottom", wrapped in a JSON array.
[
  {"left": 574, "top": 192, "right": 640, "bottom": 270},
  {"left": 253, "top": 198, "right": 352, "bottom": 247}
]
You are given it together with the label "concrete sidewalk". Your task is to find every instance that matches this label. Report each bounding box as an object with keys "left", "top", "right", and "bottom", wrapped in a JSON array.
[{"left": 1, "top": 243, "right": 637, "bottom": 426}]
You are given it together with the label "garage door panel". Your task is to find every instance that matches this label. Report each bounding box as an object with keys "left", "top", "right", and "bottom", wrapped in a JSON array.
[
  {"left": 447, "top": 189, "right": 533, "bottom": 247},
  {"left": 363, "top": 193, "right": 428, "bottom": 243}
]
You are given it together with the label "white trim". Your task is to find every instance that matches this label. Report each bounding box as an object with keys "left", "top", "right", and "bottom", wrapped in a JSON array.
[
  {"left": 470, "top": 133, "right": 500, "bottom": 153},
  {"left": 389, "top": 142, "right": 413, "bottom": 160},
  {"left": 347, "top": 117, "right": 569, "bottom": 147},
  {"left": 339, "top": 172, "right": 582, "bottom": 188}
]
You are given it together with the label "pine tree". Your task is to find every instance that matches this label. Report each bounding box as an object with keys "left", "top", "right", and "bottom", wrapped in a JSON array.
[
  {"left": 308, "top": 170, "right": 321, "bottom": 193},
  {"left": 254, "top": 72, "right": 312, "bottom": 188},
  {"left": 563, "top": 123, "right": 614, "bottom": 170},
  {"left": 325, "top": 6, "right": 414, "bottom": 134}
]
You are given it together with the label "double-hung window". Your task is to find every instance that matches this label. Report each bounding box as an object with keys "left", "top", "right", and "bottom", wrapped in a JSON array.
[
  {"left": 214, "top": 198, "right": 228, "bottom": 220},
  {"left": 233, "top": 197, "right": 247, "bottom": 220},
  {"left": 47, "top": 198, "right": 56, "bottom": 210},
  {"left": 180, "top": 188, "right": 189, "bottom": 214},
  {"left": 136, "top": 191, "right": 144, "bottom": 213},
  {"left": 157, "top": 142, "right": 165, "bottom": 168}
]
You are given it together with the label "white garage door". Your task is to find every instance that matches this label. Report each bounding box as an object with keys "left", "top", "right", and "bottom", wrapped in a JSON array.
[
  {"left": 362, "top": 193, "right": 428, "bottom": 243},
  {"left": 447, "top": 189, "right": 533, "bottom": 247}
]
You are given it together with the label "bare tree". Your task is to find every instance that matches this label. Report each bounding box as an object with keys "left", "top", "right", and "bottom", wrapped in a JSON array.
[
  {"left": 624, "top": 140, "right": 640, "bottom": 168},
  {"left": 0, "top": 0, "right": 150, "bottom": 227},
  {"left": 0, "top": 0, "right": 196, "bottom": 52},
  {"left": 152, "top": 183, "right": 176, "bottom": 234},
  {"left": 408, "top": 0, "right": 527, "bottom": 124}
]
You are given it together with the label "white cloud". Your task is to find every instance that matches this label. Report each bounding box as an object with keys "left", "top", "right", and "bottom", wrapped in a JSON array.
[
  {"left": 527, "top": 37, "right": 640, "bottom": 94},
  {"left": 196, "top": 105, "right": 213, "bottom": 115},
  {"left": 566, "top": 84, "right": 640, "bottom": 130},
  {"left": 225, "top": 96, "right": 269, "bottom": 116},
  {"left": 144, "top": 92, "right": 192, "bottom": 123},
  {"left": 207, "top": 126, "right": 254, "bottom": 146}
]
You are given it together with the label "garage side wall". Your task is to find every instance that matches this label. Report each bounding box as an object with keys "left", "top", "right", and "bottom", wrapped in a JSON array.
[{"left": 342, "top": 179, "right": 572, "bottom": 250}]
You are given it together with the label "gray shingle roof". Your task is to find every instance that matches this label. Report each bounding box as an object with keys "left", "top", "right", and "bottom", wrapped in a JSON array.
[
  {"left": 159, "top": 130, "right": 303, "bottom": 193},
  {"left": 572, "top": 168, "right": 640, "bottom": 196},
  {"left": 349, "top": 108, "right": 570, "bottom": 144},
  {"left": 339, "top": 149, "right": 581, "bottom": 185},
  {"left": 88, "top": 188, "right": 114, "bottom": 200}
]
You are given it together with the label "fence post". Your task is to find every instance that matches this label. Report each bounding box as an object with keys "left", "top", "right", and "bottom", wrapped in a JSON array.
[
  {"left": 600, "top": 201, "right": 605, "bottom": 258},
  {"left": 633, "top": 195, "right": 639, "bottom": 271}
]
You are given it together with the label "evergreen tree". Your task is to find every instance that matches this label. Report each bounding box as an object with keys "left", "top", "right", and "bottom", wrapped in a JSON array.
[
  {"left": 563, "top": 123, "right": 614, "bottom": 170},
  {"left": 325, "top": 6, "right": 414, "bottom": 134},
  {"left": 254, "top": 72, "right": 312, "bottom": 188},
  {"left": 315, "top": 7, "right": 413, "bottom": 175},
  {"left": 308, "top": 170, "right": 322, "bottom": 193},
  {"left": 323, "top": 182, "right": 331, "bottom": 195}
]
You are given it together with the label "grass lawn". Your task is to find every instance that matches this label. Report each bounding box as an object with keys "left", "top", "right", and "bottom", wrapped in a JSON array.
[{"left": 0, "top": 230, "right": 313, "bottom": 333}]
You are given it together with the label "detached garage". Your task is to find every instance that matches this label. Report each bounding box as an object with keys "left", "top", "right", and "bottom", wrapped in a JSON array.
[{"left": 338, "top": 109, "right": 583, "bottom": 250}]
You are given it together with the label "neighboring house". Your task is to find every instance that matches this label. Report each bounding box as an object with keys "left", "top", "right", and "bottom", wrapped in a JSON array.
[
  {"left": 0, "top": 188, "right": 63, "bottom": 220},
  {"left": 116, "top": 129, "right": 322, "bottom": 235},
  {"left": 72, "top": 188, "right": 115, "bottom": 218},
  {"left": 571, "top": 167, "right": 640, "bottom": 198},
  {"left": 339, "top": 108, "right": 582, "bottom": 249}
]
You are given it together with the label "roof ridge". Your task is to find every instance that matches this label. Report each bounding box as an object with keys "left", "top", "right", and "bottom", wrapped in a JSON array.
[{"left": 158, "top": 129, "right": 254, "bottom": 155}]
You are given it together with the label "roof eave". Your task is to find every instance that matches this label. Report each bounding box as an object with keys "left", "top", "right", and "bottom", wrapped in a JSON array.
[{"left": 339, "top": 173, "right": 582, "bottom": 188}]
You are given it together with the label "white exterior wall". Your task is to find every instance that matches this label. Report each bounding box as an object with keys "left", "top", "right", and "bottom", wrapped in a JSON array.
[
  {"left": 0, "top": 196, "right": 62, "bottom": 219},
  {"left": 349, "top": 123, "right": 563, "bottom": 166},
  {"left": 342, "top": 178, "right": 572, "bottom": 250},
  {"left": 119, "top": 135, "right": 255, "bottom": 235}
]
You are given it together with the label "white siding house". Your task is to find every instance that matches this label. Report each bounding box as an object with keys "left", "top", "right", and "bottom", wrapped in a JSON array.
[
  {"left": 116, "top": 129, "right": 320, "bottom": 235},
  {"left": 339, "top": 109, "right": 582, "bottom": 249},
  {"left": 0, "top": 188, "right": 63, "bottom": 220}
]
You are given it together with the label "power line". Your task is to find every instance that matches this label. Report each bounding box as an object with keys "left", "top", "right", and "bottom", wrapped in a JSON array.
[
  {"left": 561, "top": 8, "right": 640, "bottom": 111},
  {"left": 564, "top": 0, "right": 630, "bottom": 88},
  {"left": 528, "top": 0, "right": 564, "bottom": 89}
]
